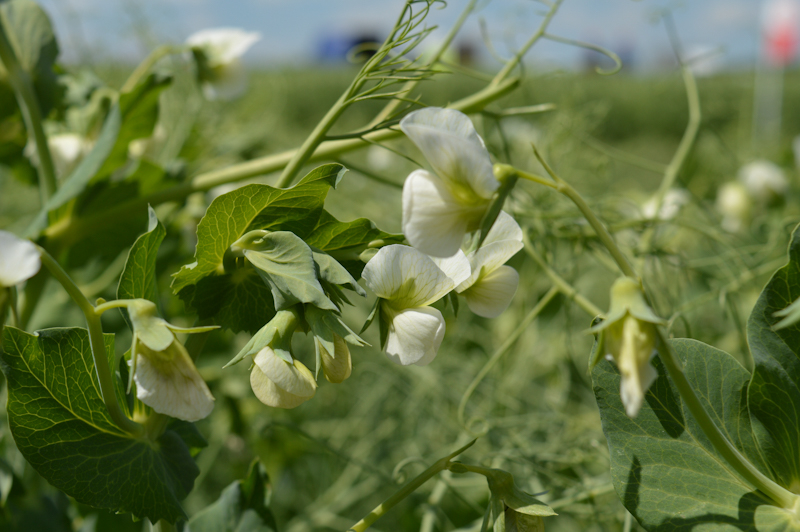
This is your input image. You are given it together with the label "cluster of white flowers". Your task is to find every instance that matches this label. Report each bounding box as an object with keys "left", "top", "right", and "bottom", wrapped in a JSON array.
[{"left": 361, "top": 108, "right": 523, "bottom": 367}]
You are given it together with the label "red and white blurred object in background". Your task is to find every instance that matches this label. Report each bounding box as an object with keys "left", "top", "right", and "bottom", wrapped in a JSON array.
[
  {"left": 763, "top": 0, "right": 800, "bottom": 66},
  {"left": 753, "top": 0, "right": 800, "bottom": 155}
]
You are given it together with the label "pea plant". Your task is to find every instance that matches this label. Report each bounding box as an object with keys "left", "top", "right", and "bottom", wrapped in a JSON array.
[{"left": 1, "top": 0, "right": 800, "bottom": 531}]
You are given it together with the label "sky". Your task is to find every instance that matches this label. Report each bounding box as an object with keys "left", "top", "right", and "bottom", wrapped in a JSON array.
[{"left": 34, "top": 0, "right": 775, "bottom": 72}]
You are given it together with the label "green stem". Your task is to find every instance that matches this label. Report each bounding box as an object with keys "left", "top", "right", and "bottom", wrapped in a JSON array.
[
  {"left": 43, "top": 77, "right": 520, "bottom": 246},
  {"left": 655, "top": 332, "right": 797, "bottom": 509},
  {"left": 490, "top": 0, "right": 564, "bottom": 85},
  {"left": 521, "top": 238, "right": 604, "bottom": 317},
  {"left": 0, "top": 15, "right": 57, "bottom": 203},
  {"left": 275, "top": 91, "right": 350, "bottom": 188},
  {"left": 458, "top": 287, "right": 559, "bottom": 428},
  {"left": 121, "top": 44, "right": 175, "bottom": 93},
  {"left": 529, "top": 149, "right": 637, "bottom": 278},
  {"left": 36, "top": 247, "right": 143, "bottom": 437},
  {"left": 349, "top": 440, "right": 476, "bottom": 532}
]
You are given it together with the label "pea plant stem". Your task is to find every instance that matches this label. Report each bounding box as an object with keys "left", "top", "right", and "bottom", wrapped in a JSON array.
[
  {"left": 0, "top": 16, "right": 57, "bottom": 204},
  {"left": 36, "top": 248, "right": 144, "bottom": 437},
  {"left": 121, "top": 44, "right": 175, "bottom": 93},
  {"left": 349, "top": 440, "right": 476, "bottom": 532}
]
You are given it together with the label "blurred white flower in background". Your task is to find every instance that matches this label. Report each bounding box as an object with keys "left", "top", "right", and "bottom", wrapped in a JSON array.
[
  {"left": 25, "top": 133, "right": 92, "bottom": 179},
  {"left": 186, "top": 28, "right": 261, "bottom": 101},
  {"left": 362, "top": 244, "right": 469, "bottom": 366},
  {"left": 0, "top": 231, "right": 40, "bottom": 288},
  {"left": 456, "top": 212, "right": 523, "bottom": 318},
  {"left": 400, "top": 107, "right": 499, "bottom": 258},
  {"left": 737, "top": 160, "right": 788, "bottom": 203},
  {"left": 641, "top": 188, "right": 691, "bottom": 221},
  {"left": 716, "top": 181, "right": 752, "bottom": 233}
]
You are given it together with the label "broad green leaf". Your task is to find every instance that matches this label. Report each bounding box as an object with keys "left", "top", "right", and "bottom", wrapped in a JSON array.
[
  {"left": 2, "top": 327, "right": 198, "bottom": 523},
  {"left": 117, "top": 205, "right": 165, "bottom": 304},
  {"left": 0, "top": 0, "right": 57, "bottom": 76},
  {"left": 305, "top": 210, "right": 403, "bottom": 278},
  {"left": 188, "top": 459, "right": 277, "bottom": 532},
  {"left": 245, "top": 231, "right": 336, "bottom": 311},
  {"left": 179, "top": 270, "right": 276, "bottom": 334},
  {"left": 748, "top": 223, "right": 800, "bottom": 490},
  {"left": 0, "top": 0, "right": 60, "bottom": 112},
  {"left": 172, "top": 163, "right": 345, "bottom": 294},
  {"left": 593, "top": 338, "right": 775, "bottom": 531}
]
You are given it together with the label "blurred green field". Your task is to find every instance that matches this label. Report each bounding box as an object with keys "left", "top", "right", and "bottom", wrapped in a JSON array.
[{"left": 2, "top": 63, "right": 800, "bottom": 532}]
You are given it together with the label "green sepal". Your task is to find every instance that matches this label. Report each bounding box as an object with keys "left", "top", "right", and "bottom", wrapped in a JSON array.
[
  {"left": 588, "top": 315, "right": 606, "bottom": 371},
  {"left": 225, "top": 309, "right": 299, "bottom": 368},
  {"left": 476, "top": 173, "right": 518, "bottom": 249},
  {"left": 485, "top": 470, "right": 556, "bottom": 517},
  {"left": 361, "top": 297, "right": 380, "bottom": 335}
]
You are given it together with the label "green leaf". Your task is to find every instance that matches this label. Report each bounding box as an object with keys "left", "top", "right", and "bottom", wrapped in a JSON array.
[
  {"left": 0, "top": 0, "right": 60, "bottom": 113},
  {"left": 305, "top": 210, "right": 403, "bottom": 278},
  {"left": 245, "top": 231, "right": 337, "bottom": 311},
  {"left": 179, "top": 269, "right": 276, "bottom": 334},
  {"left": 172, "top": 163, "right": 346, "bottom": 294},
  {"left": 593, "top": 338, "right": 775, "bottom": 531},
  {"left": 312, "top": 251, "right": 365, "bottom": 297},
  {"left": 1, "top": 327, "right": 198, "bottom": 523},
  {"left": 0, "top": 0, "right": 57, "bottom": 76},
  {"left": 188, "top": 459, "right": 277, "bottom": 532},
  {"left": 117, "top": 205, "right": 166, "bottom": 304},
  {"left": 748, "top": 223, "right": 800, "bottom": 490}
]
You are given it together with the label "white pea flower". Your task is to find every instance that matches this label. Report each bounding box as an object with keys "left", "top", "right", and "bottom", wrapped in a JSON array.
[
  {"left": 25, "top": 133, "right": 92, "bottom": 179},
  {"left": 400, "top": 107, "right": 500, "bottom": 258},
  {"left": 250, "top": 347, "right": 317, "bottom": 408},
  {"left": 127, "top": 300, "right": 217, "bottom": 422},
  {"left": 590, "top": 277, "right": 666, "bottom": 418},
  {"left": 0, "top": 231, "right": 40, "bottom": 288},
  {"left": 362, "top": 244, "right": 470, "bottom": 366},
  {"left": 738, "top": 160, "right": 788, "bottom": 203},
  {"left": 186, "top": 28, "right": 261, "bottom": 101},
  {"left": 716, "top": 181, "right": 752, "bottom": 233},
  {"left": 455, "top": 212, "right": 522, "bottom": 318},
  {"left": 641, "top": 188, "right": 690, "bottom": 221}
]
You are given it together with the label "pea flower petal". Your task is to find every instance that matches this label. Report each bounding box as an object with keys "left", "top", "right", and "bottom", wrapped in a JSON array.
[
  {"left": 0, "top": 231, "right": 40, "bottom": 288},
  {"left": 186, "top": 28, "right": 261, "bottom": 101},
  {"left": 400, "top": 108, "right": 500, "bottom": 258},
  {"left": 383, "top": 306, "right": 445, "bottom": 366},
  {"left": 250, "top": 347, "right": 316, "bottom": 408}
]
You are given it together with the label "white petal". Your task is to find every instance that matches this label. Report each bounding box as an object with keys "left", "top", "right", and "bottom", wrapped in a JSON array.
[
  {"left": 462, "top": 265, "right": 519, "bottom": 318},
  {"left": 127, "top": 301, "right": 175, "bottom": 352},
  {"left": 402, "top": 169, "right": 486, "bottom": 258},
  {"left": 400, "top": 107, "right": 499, "bottom": 199},
  {"left": 253, "top": 347, "right": 316, "bottom": 398},
  {"left": 186, "top": 28, "right": 261, "bottom": 65},
  {"left": 250, "top": 364, "right": 315, "bottom": 409},
  {"left": 133, "top": 342, "right": 215, "bottom": 422},
  {"left": 362, "top": 244, "right": 454, "bottom": 308},
  {"left": 482, "top": 211, "right": 523, "bottom": 246},
  {"left": 202, "top": 61, "right": 248, "bottom": 101},
  {"left": 429, "top": 250, "right": 471, "bottom": 286},
  {"left": 457, "top": 213, "right": 523, "bottom": 292},
  {"left": 49, "top": 134, "right": 87, "bottom": 178},
  {"left": 384, "top": 306, "right": 445, "bottom": 366},
  {"left": 0, "top": 231, "right": 40, "bottom": 287}
]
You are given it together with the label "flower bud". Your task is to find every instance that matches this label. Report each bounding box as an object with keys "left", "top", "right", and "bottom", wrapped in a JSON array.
[
  {"left": 318, "top": 334, "right": 352, "bottom": 383},
  {"left": 716, "top": 181, "right": 752, "bottom": 233},
  {"left": 590, "top": 277, "right": 665, "bottom": 418},
  {"left": 250, "top": 347, "right": 316, "bottom": 409}
]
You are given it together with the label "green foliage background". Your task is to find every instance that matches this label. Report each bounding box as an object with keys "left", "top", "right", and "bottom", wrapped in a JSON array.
[{"left": 2, "top": 49, "right": 800, "bottom": 530}]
